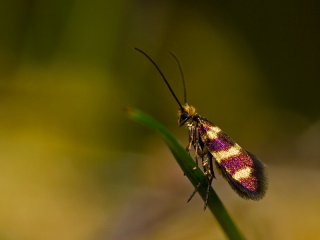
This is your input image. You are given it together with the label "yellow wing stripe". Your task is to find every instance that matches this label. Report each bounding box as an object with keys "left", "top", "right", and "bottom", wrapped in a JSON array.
[
  {"left": 232, "top": 166, "right": 252, "bottom": 181},
  {"left": 212, "top": 144, "right": 242, "bottom": 163},
  {"left": 206, "top": 126, "right": 221, "bottom": 139}
]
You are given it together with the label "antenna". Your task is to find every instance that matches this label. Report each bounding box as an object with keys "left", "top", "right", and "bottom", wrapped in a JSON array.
[
  {"left": 169, "top": 51, "right": 187, "bottom": 104},
  {"left": 134, "top": 48, "right": 183, "bottom": 110}
]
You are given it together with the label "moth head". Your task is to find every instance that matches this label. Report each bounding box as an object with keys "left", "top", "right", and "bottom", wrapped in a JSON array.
[{"left": 178, "top": 103, "right": 196, "bottom": 126}]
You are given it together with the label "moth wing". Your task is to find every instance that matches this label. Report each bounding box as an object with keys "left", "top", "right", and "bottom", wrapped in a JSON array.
[
  {"left": 216, "top": 151, "right": 266, "bottom": 199},
  {"left": 197, "top": 118, "right": 266, "bottom": 199}
]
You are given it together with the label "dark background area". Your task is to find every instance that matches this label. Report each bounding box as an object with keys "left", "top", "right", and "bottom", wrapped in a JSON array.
[{"left": 0, "top": 1, "right": 319, "bottom": 239}]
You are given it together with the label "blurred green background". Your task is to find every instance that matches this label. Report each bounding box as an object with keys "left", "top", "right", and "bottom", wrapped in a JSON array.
[{"left": 0, "top": 1, "right": 319, "bottom": 239}]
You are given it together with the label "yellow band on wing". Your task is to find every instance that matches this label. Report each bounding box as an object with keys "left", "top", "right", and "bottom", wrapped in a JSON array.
[
  {"left": 205, "top": 126, "right": 222, "bottom": 139},
  {"left": 232, "top": 166, "right": 252, "bottom": 181},
  {"left": 213, "top": 144, "right": 241, "bottom": 163}
]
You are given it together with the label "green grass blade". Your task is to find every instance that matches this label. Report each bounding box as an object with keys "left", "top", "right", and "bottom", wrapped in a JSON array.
[{"left": 127, "top": 108, "right": 246, "bottom": 240}]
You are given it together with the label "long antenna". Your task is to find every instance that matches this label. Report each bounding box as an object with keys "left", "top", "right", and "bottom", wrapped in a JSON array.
[
  {"left": 134, "top": 48, "right": 183, "bottom": 110},
  {"left": 169, "top": 51, "right": 187, "bottom": 104}
]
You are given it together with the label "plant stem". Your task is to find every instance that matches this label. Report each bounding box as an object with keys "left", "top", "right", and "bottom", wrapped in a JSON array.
[{"left": 127, "top": 108, "right": 246, "bottom": 240}]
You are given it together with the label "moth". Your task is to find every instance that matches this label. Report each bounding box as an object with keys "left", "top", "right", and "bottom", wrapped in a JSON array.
[{"left": 135, "top": 48, "right": 267, "bottom": 209}]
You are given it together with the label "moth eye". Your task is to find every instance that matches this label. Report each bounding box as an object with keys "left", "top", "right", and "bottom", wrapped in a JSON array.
[{"left": 181, "top": 112, "right": 189, "bottom": 121}]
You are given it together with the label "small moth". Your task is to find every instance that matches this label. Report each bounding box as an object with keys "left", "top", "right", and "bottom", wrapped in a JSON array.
[{"left": 135, "top": 48, "right": 267, "bottom": 209}]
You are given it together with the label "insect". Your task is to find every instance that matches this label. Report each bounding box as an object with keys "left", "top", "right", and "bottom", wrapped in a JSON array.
[{"left": 134, "top": 48, "right": 267, "bottom": 209}]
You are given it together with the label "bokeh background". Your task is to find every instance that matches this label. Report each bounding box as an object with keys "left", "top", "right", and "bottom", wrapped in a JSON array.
[{"left": 1, "top": 1, "right": 319, "bottom": 239}]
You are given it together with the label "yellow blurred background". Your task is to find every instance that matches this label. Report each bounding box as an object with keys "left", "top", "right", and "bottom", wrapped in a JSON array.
[{"left": 0, "top": 1, "right": 319, "bottom": 239}]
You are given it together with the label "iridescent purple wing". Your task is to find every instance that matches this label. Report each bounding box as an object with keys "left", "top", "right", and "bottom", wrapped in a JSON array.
[{"left": 198, "top": 118, "right": 266, "bottom": 199}]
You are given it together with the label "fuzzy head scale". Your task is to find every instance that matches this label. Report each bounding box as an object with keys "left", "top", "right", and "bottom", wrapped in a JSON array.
[{"left": 178, "top": 103, "right": 197, "bottom": 126}]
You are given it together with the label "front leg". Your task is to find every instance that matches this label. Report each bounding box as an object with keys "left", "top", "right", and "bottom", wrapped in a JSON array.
[
  {"left": 193, "top": 127, "right": 201, "bottom": 168},
  {"left": 186, "top": 125, "right": 202, "bottom": 169},
  {"left": 186, "top": 125, "right": 194, "bottom": 153}
]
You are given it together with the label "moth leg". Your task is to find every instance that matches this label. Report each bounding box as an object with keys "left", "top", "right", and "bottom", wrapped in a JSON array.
[
  {"left": 193, "top": 127, "right": 200, "bottom": 168},
  {"left": 183, "top": 126, "right": 195, "bottom": 176},
  {"left": 203, "top": 177, "right": 213, "bottom": 210},
  {"left": 186, "top": 182, "right": 201, "bottom": 203},
  {"left": 186, "top": 125, "right": 201, "bottom": 169},
  {"left": 208, "top": 153, "right": 215, "bottom": 179},
  {"left": 202, "top": 152, "right": 214, "bottom": 210},
  {"left": 187, "top": 136, "right": 206, "bottom": 204},
  {"left": 187, "top": 148, "right": 209, "bottom": 206},
  {"left": 186, "top": 126, "right": 194, "bottom": 153}
]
